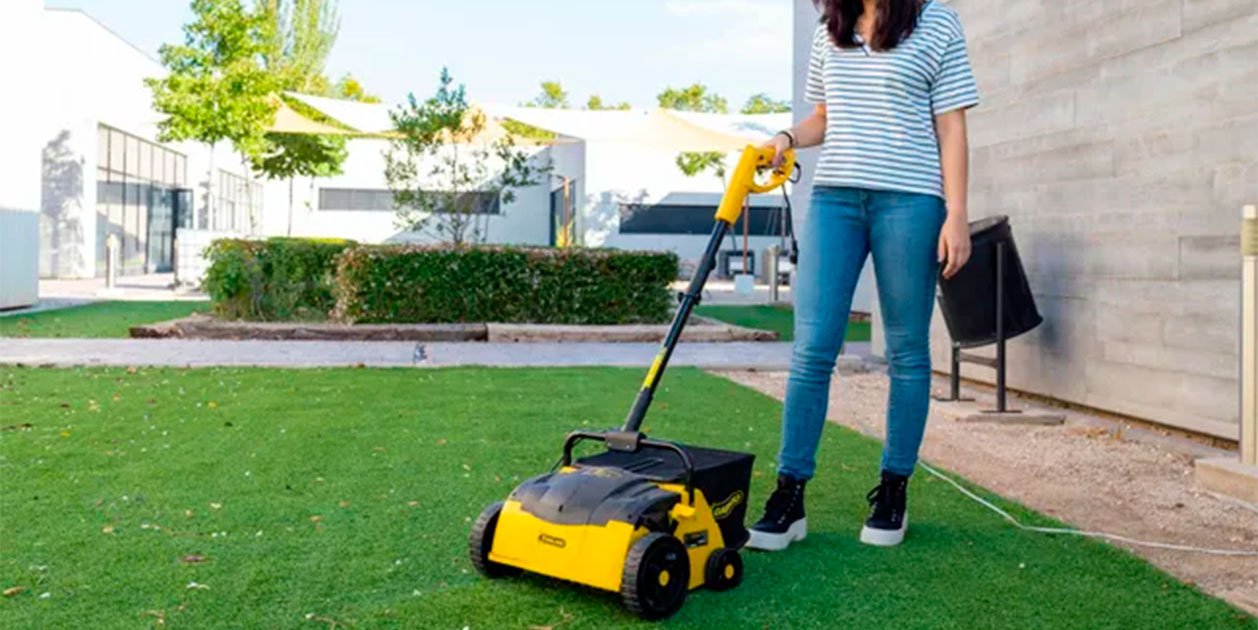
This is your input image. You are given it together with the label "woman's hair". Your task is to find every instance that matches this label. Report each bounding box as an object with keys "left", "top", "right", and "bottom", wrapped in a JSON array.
[{"left": 814, "top": 0, "right": 921, "bottom": 52}]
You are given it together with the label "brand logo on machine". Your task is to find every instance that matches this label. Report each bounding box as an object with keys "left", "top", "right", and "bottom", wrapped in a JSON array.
[
  {"left": 538, "top": 533, "right": 567, "bottom": 548},
  {"left": 711, "top": 490, "right": 745, "bottom": 520}
]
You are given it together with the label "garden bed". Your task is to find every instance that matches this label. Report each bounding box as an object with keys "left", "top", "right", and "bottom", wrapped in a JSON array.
[{"left": 129, "top": 313, "right": 777, "bottom": 343}]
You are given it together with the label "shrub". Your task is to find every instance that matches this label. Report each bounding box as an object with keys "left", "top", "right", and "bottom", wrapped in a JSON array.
[
  {"left": 203, "top": 237, "right": 355, "bottom": 321},
  {"left": 332, "top": 245, "right": 678, "bottom": 324}
]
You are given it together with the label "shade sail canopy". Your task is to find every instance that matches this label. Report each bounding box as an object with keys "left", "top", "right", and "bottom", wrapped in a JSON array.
[
  {"left": 283, "top": 91, "right": 393, "bottom": 134},
  {"left": 272, "top": 93, "right": 786, "bottom": 151},
  {"left": 668, "top": 110, "right": 792, "bottom": 144},
  {"left": 266, "top": 96, "right": 357, "bottom": 135},
  {"left": 480, "top": 105, "right": 778, "bottom": 152}
]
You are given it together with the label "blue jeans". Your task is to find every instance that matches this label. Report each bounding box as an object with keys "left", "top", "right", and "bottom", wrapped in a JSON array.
[{"left": 778, "top": 186, "right": 946, "bottom": 479}]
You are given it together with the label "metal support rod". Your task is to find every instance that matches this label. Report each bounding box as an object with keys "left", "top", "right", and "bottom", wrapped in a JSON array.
[
  {"left": 950, "top": 343, "right": 962, "bottom": 400},
  {"left": 768, "top": 244, "right": 780, "bottom": 302},
  {"left": 105, "top": 234, "right": 118, "bottom": 289},
  {"left": 995, "top": 240, "right": 1008, "bottom": 413},
  {"left": 1242, "top": 204, "right": 1257, "bottom": 466}
]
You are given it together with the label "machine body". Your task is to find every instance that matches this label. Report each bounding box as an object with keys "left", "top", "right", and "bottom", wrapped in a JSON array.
[{"left": 469, "top": 145, "right": 795, "bottom": 620}]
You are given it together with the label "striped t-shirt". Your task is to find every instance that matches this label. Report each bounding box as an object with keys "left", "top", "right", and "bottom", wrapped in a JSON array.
[{"left": 805, "top": 0, "right": 980, "bottom": 198}]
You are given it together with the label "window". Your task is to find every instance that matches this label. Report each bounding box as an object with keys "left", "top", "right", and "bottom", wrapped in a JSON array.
[
  {"left": 619, "top": 203, "right": 786, "bottom": 236},
  {"left": 95, "top": 124, "right": 189, "bottom": 276},
  {"left": 318, "top": 188, "right": 500, "bottom": 214},
  {"left": 215, "top": 170, "right": 263, "bottom": 232}
]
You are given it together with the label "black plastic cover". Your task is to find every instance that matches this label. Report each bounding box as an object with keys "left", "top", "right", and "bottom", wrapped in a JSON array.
[
  {"left": 937, "top": 215, "right": 1043, "bottom": 348},
  {"left": 578, "top": 445, "right": 755, "bottom": 549}
]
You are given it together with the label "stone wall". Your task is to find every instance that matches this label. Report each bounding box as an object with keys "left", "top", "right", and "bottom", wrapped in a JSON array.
[{"left": 937, "top": 0, "right": 1258, "bottom": 439}]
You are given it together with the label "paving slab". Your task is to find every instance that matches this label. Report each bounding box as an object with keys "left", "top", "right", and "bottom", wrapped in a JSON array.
[
  {"left": 1195, "top": 457, "right": 1258, "bottom": 505},
  {"left": 0, "top": 338, "right": 802, "bottom": 370}
]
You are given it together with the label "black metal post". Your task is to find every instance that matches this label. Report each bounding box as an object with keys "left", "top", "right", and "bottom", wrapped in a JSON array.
[
  {"left": 950, "top": 342, "right": 962, "bottom": 400},
  {"left": 995, "top": 240, "right": 1007, "bottom": 413}
]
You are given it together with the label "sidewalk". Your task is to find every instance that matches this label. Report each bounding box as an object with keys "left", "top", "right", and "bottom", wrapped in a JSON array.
[
  {"left": 0, "top": 338, "right": 855, "bottom": 371},
  {"left": 8, "top": 273, "right": 208, "bottom": 317}
]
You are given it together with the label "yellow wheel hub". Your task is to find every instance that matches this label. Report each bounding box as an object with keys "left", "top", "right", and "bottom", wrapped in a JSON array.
[
  {"left": 724, "top": 563, "right": 735, "bottom": 579},
  {"left": 657, "top": 570, "right": 671, "bottom": 587}
]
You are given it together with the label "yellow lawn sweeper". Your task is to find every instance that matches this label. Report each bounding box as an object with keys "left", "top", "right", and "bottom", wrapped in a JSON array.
[{"left": 468, "top": 145, "right": 796, "bottom": 620}]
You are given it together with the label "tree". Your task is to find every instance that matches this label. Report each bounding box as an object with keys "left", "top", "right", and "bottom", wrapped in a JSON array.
[
  {"left": 253, "top": 0, "right": 347, "bottom": 235},
  {"left": 258, "top": 0, "right": 338, "bottom": 94},
  {"left": 741, "top": 93, "right": 791, "bottom": 114},
  {"left": 146, "top": 0, "right": 278, "bottom": 230},
  {"left": 385, "top": 69, "right": 549, "bottom": 245},
  {"left": 659, "top": 84, "right": 729, "bottom": 185},
  {"left": 526, "top": 81, "right": 569, "bottom": 109},
  {"left": 333, "top": 73, "right": 380, "bottom": 103},
  {"left": 586, "top": 95, "right": 631, "bottom": 111},
  {"left": 657, "top": 83, "right": 728, "bottom": 114},
  {"left": 502, "top": 80, "right": 567, "bottom": 141}
]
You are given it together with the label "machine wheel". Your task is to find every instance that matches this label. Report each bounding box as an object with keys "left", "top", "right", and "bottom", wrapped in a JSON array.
[
  {"left": 468, "top": 501, "right": 521, "bottom": 578},
  {"left": 620, "top": 533, "right": 690, "bottom": 620},
  {"left": 704, "top": 547, "right": 743, "bottom": 591}
]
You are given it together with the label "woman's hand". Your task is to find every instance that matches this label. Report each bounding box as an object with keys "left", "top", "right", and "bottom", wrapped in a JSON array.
[
  {"left": 938, "top": 213, "right": 971, "bottom": 279},
  {"left": 760, "top": 132, "right": 793, "bottom": 168}
]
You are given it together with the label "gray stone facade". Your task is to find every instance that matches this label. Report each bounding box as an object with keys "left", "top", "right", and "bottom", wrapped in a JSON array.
[{"left": 794, "top": 0, "right": 1257, "bottom": 439}]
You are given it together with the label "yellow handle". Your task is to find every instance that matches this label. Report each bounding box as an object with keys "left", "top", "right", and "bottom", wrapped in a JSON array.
[{"left": 715, "top": 145, "right": 797, "bottom": 224}]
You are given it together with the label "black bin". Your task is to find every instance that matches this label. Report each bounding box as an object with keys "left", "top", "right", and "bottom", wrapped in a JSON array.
[
  {"left": 579, "top": 445, "right": 754, "bottom": 549},
  {"left": 936, "top": 216, "right": 1042, "bottom": 348}
]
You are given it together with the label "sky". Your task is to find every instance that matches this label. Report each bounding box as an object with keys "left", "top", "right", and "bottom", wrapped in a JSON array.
[{"left": 48, "top": 0, "right": 794, "bottom": 111}]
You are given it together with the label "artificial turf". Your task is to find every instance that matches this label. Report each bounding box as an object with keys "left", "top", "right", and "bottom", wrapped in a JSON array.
[
  {"left": 694, "top": 304, "right": 872, "bottom": 343},
  {"left": 0, "top": 301, "right": 209, "bottom": 339},
  {"left": 0, "top": 367, "right": 1251, "bottom": 629}
]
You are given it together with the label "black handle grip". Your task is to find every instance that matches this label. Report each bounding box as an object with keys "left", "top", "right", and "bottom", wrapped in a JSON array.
[{"left": 561, "top": 430, "right": 695, "bottom": 505}]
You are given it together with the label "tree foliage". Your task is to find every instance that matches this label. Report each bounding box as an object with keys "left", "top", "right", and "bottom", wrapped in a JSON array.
[
  {"left": 258, "top": 0, "right": 339, "bottom": 95},
  {"left": 741, "top": 93, "right": 791, "bottom": 114},
  {"left": 145, "top": 0, "right": 278, "bottom": 160},
  {"left": 586, "top": 95, "right": 631, "bottom": 111},
  {"left": 659, "top": 84, "right": 729, "bottom": 185},
  {"left": 385, "top": 69, "right": 549, "bottom": 245},
  {"left": 526, "top": 81, "right": 570, "bottom": 109},
  {"left": 333, "top": 73, "right": 380, "bottom": 103},
  {"left": 657, "top": 83, "right": 728, "bottom": 114}
]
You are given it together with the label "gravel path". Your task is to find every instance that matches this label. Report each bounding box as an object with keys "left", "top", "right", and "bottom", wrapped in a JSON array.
[{"left": 718, "top": 369, "right": 1258, "bottom": 616}]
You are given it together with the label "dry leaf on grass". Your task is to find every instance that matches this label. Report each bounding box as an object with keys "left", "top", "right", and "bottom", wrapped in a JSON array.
[
  {"left": 3, "top": 586, "right": 25, "bottom": 597},
  {"left": 179, "top": 555, "right": 208, "bottom": 564}
]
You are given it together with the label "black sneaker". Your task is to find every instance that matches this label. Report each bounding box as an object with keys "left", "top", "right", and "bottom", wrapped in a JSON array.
[
  {"left": 745, "top": 474, "right": 807, "bottom": 551},
  {"left": 860, "top": 471, "right": 909, "bottom": 546}
]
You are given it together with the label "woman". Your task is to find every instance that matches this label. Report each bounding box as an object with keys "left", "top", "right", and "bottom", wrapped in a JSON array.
[{"left": 748, "top": 0, "right": 979, "bottom": 550}]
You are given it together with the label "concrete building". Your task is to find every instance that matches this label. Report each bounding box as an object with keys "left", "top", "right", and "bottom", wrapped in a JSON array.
[
  {"left": 33, "top": 7, "right": 266, "bottom": 283},
  {"left": 0, "top": 0, "right": 43, "bottom": 309},
  {"left": 791, "top": 0, "right": 1258, "bottom": 440},
  {"left": 270, "top": 96, "right": 804, "bottom": 285},
  {"left": 4, "top": 4, "right": 804, "bottom": 295}
]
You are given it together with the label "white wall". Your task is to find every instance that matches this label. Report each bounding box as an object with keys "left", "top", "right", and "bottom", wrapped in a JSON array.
[
  {"left": 37, "top": 9, "right": 270, "bottom": 279},
  {"left": 579, "top": 140, "right": 791, "bottom": 277},
  {"left": 289, "top": 138, "right": 564, "bottom": 246},
  {"left": 0, "top": 0, "right": 43, "bottom": 307}
]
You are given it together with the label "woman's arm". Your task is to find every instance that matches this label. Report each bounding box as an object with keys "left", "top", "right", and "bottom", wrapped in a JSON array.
[
  {"left": 764, "top": 104, "right": 827, "bottom": 166},
  {"left": 935, "top": 108, "right": 972, "bottom": 279}
]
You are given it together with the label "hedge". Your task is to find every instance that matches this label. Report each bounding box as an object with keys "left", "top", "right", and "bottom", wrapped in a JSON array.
[
  {"left": 332, "top": 245, "right": 679, "bottom": 324},
  {"left": 203, "top": 237, "right": 355, "bottom": 321}
]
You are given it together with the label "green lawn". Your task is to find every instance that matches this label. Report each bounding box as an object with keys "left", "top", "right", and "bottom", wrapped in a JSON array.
[
  {"left": 0, "top": 301, "right": 209, "bottom": 339},
  {"left": 695, "top": 304, "right": 872, "bottom": 343},
  {"left": 0, "top": 367, "right": 1250, "bottom": 629}
]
